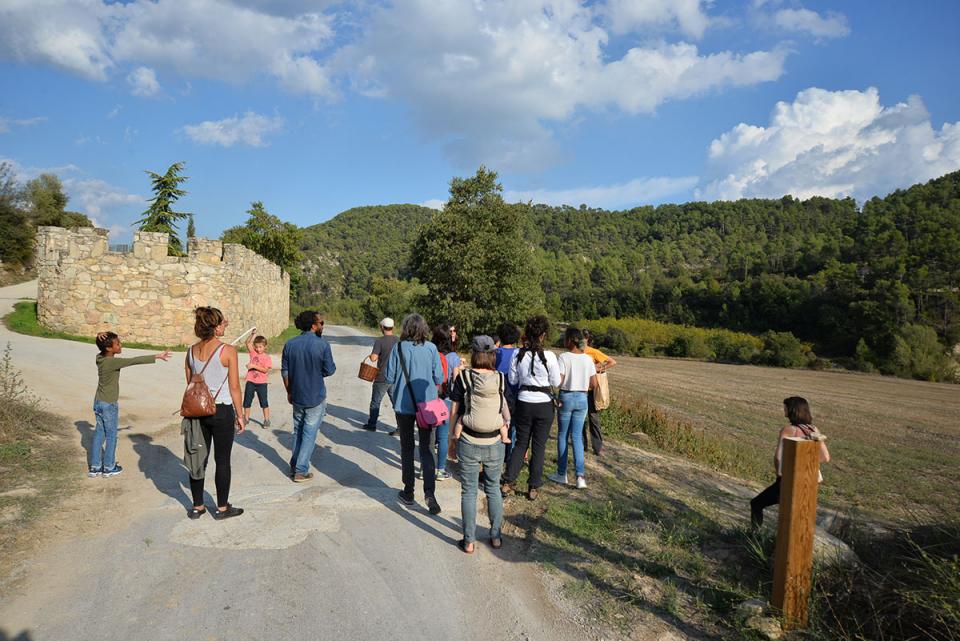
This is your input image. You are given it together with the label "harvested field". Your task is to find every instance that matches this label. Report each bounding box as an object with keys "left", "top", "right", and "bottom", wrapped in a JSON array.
[{"left": 607, "top": 356, "right": 959, "bottom": 523}]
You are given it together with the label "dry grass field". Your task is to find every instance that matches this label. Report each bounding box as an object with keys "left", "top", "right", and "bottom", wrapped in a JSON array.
[{"left": 607, "top": 356, "right": 959, "bottom": 523}]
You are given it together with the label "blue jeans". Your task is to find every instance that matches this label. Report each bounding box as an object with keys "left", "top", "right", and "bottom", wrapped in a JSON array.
[
  {"left": 365, "top": 381, "right": 392, "bottom": 429},
  {"left": 457, "top": 439, "right": 505, "bottom": 543},
  {"left": 91, "top": 400, "right": 119, "bottom": 471},
  {"left": 434, "top": 399, "right": 452, "bottom": 472},
  {"left": 556, "top": 391, "right": 588, "bottom": 478},
  {"left": 290, "top": 401, "right": 327, "bottom": 475}
]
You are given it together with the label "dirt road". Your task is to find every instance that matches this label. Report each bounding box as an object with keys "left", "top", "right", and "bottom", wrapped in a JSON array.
[{"left": 0, "top": 281, "right": 580, "bottom": 641}]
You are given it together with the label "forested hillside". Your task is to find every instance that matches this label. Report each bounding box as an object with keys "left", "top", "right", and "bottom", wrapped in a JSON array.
[{"left": 298, "top": 171, "right": 960, "bottom": 378}]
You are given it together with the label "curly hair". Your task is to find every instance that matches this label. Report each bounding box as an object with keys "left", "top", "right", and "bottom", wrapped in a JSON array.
[
  {"left": 194, "top": 306, "right": 224, "bottom": 341},
  {"left": 294, "top": 310, "right": 321, "bottom": 332},
  {"left": 96, "top": 331, "right": 119, "bottom": 355}
]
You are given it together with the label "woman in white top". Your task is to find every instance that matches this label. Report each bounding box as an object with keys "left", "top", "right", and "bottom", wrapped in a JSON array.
[
  {"left": 548, "top": 328, "right": 598, "bottom": 490},
  {"left": 502, "top": 315, "right": 561, "bottom": 501},
  {"left": 184, "top": 306, "right": 245, "bottom": 520}
]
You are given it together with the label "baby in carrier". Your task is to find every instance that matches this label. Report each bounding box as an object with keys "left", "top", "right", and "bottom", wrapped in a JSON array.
[{"left": 447, "top": 335, "right": 511, "bottom": 461}]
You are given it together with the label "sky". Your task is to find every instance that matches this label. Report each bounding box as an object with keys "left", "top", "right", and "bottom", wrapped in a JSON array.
[{"left": 2, "top": 0, "right": 959, "bottom": 242}]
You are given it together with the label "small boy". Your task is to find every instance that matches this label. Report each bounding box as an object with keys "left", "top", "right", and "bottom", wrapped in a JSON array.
[
  {"left": 92, "top": 332, "right": 170, "bottom": 478},
  {"left": 243, "top": 331, "right": 272, "bottom": 428}
]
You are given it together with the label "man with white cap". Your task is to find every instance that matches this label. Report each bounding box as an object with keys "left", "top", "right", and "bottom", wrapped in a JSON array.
[{"left": 363, "top": 317, "right": 399, "bottom": 432}]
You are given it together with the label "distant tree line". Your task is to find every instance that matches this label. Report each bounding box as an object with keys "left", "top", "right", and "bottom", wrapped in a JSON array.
[{"left": 297, "top": 169, "right": 960, "bottom": 381}]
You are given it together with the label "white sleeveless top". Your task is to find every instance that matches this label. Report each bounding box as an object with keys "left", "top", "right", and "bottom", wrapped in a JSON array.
[{"left": 189, "top": 343, "right": 232, "bottom": 404}]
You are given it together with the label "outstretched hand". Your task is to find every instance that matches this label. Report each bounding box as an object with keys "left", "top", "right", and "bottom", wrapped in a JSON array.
[{"left": 156, "top": 350, "right": 172, "bottom": 361}]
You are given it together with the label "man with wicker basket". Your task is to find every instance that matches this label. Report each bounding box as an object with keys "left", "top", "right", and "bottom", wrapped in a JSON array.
[{"left": 362, "top": 317, "right": 398, "bottom": 432}]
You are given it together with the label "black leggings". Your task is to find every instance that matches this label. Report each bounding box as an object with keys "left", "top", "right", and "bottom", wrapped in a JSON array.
[
  {"left": 750, "top": 477, "right": 781, "bottom": 527},
  {"left": 504, "top": 400, "right": 555, "bottom": 490},
  {"left": 189, "top": 405, "right": 236, "bottom": 508}
]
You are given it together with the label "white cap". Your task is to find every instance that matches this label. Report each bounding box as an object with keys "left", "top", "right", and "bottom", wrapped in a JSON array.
[{"left": 380, "top": 317, "right": 395, "bottom": 329}]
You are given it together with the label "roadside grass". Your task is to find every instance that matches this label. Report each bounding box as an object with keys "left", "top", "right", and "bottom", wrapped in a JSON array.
[{"left": 0, "top": 344, "right": 75, "bottom": 572}]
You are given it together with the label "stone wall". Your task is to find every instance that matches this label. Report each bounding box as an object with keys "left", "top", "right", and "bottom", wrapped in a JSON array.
[{"left": 35, "top": 227, "right": 290, "bottom": 346}]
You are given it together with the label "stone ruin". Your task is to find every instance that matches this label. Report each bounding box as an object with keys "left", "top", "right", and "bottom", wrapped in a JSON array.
[{"left": 35, "top": 226, "right": 290, "bottom": 346}]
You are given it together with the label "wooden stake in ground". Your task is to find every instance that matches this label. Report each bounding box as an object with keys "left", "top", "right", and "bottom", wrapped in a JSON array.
[{"left": 772, "top": 437, "right": 820, "bottom": 629}]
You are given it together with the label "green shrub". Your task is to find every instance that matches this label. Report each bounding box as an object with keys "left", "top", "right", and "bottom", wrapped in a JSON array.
[
  {"left": 665, "top": 332, "right": 713, "bottom": 359},
  {"left": 599, "top": 327, "right": 630, "bottom": 354},
  {"left": 900, "top": 324, "right": 951, "bottom": 381},
  {"left": 754, "top": 330, "right": 811, "bottom": 368}
]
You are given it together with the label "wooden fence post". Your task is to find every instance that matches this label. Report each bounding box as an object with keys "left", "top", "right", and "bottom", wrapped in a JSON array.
[{"left": 772, "top": 437, "right": 820, "bottom": 630}]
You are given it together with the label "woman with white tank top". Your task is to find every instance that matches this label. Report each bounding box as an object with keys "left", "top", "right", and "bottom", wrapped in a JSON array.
[{"left": 184, "top": 306, "right": 245, "bottom": 520}]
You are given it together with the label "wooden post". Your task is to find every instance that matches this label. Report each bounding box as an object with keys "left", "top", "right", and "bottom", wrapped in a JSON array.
[{"left": 772, "top": 437, "right": 820, "bottom": 630}]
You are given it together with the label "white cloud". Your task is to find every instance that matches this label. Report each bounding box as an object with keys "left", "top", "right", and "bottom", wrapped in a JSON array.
[
  {"left": 506, "top": 175, "right": 698, "bottom": 209},
  {"left": 338, "top": 0, "right": 787, "bottom": 170},
  {"left": 698, "top": 87, "right": 960, "bottom": 202},
  {"left": 63, "top": 177, "right": 143, "bottom": 216},
  {"left": 0, "top": 0, "right": 114, "bottom": 80},
  {"left": 127, "top": 66, "right": 160, "bottom": 96},
  {"left": 603, "top": 0, "right": 711, "bottom": 39},
  {"left": 773, "top": 7, "right": 849, "bottom": 39},
  {"left": 420, "top": 199, "right": 445, "bottom": 210},
  {"left": 0, "top": 115, "right": 46, "bottom": 133},
  {"left": 0, "top": 0, "right": 336, "bottom": 96},
  {"left": 181, "top": 112, "right": 284, "bottom": 147},
  {"left": 106, "top": 104, "right": 122, "bottom": 119}
]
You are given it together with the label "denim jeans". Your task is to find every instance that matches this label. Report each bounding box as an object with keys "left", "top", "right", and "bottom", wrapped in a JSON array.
[
  {"left": 556, "top": 391, "right": 588, "bottom": 478},
  {"left": 434, "top": 399, "right": 452, "bottom": 472},
  {"left": 397, "top": 413, "right": 435, "bottom": 498},
  {"left": 91, "top": 400, "right": 119, "bottom": 470},
  {"left": 365, "top": 381, "right": 392, "bottom": 429},
  {"left": 457, "top": 439, "right": 504, "bottom": 543},
  {"left": 291, "top": 401, "right": 327, "bottom": 475}
]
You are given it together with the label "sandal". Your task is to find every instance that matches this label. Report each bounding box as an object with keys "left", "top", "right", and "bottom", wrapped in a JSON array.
[
  {"left": 490, "top": 537, "right": 503, "bottom": 549},
  {"left": 457, "top": 539, "right": 475, "bottom": 554},
  {"left": 213, "top": 504, "right": 244, "bottom": 520},
  {"left": 188, "top": 507, "right": 206, "bottom": 520}
]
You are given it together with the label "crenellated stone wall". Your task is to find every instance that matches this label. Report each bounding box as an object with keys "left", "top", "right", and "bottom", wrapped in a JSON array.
[{"left": 35, "top": 227, "right": 290, "bottom": 346}]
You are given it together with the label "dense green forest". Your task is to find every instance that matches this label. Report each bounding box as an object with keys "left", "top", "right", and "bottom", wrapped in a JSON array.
[{"left": 297, "top": 171, "right": 960, "bottom": 381}]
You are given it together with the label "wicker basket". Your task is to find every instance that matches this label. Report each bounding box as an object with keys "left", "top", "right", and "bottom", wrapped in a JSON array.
[{"left": 358, "top": 359, "right": 379, "bottom": 382}]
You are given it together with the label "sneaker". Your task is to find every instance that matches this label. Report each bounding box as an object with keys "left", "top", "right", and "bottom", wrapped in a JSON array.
[
  {"left": 101, "top": 464, "right": 123, "bottom": 478},
  {"left": 293, "top": 472, "right": 314, "bottom": 483},
  {"left": 435, "top": 469, "right": 450, "bottom": 481},
  {"left": 263, "top": 420, "right": 271, "bottom": 429},
  {"left": 426, "top": 496, "right": 442, "bottom": 515},
  {"left": 213, "top": 504, "right": 243, "bottom": 520},
  {"left": 361, "top": 423, "right": 377, "bottom": 431},
  {"left": 548, "top": 473, "right": 568, "bottom": 486},
  {"left": 576, "top": 476, "right": 587, "bottom": 489},
  {"left": 87, "top": 466, "right": 102, "bottom": 478},
  {"left": 397, "top": 490, "right": 415, "bottom": 506}
]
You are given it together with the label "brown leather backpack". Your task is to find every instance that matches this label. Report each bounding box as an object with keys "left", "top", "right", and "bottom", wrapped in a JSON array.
[{"left": 181, "top": 343, "right": 227, "bottom": 418}]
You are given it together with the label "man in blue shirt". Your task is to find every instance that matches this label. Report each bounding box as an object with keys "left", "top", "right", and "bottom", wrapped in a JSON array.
[{"left": 281, "top": 310, "right": 336, "bottom": 482}]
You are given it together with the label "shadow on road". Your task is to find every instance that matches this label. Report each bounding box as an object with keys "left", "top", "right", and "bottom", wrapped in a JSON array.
[
  {"left": 75, "top": 420, "right": 95, "bottom": 467},
  {"left": 272, "top": 422, "right": 459, "bottom": 545},
  {"left": 0, "top": 629, "right": 34, "bottom": 641},
  {"left": 235, "top": 427, "right": 290, "bottom": 477},
  {"left": 129, "top": 433, "right": 207, "bottom": 512},
  {"left": 322, "top": 334, "right": 376, "bottom": 348}
]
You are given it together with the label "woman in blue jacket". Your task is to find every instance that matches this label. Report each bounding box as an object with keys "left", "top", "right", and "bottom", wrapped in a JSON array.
[{"left": 384, "top": 313, "right": 445, "bottom": 515}]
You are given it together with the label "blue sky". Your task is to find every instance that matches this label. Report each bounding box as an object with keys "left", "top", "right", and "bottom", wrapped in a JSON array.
[{"left": 2, "top": 0, "right": 959, "bottom": 242}]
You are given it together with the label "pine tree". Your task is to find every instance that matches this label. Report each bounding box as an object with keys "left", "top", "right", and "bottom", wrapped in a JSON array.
[{"left": 136, "top": 161, "right": 190, "bottom": 255}]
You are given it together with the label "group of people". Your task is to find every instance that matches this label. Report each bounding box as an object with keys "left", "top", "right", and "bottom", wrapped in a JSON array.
[{"left": 86, "top": 305, "right": 828, "bottom": 549}]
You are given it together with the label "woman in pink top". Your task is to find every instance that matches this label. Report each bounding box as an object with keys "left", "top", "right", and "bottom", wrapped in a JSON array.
[{"left": 243, "top": 331, "right": 273, "bottom": 428}]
